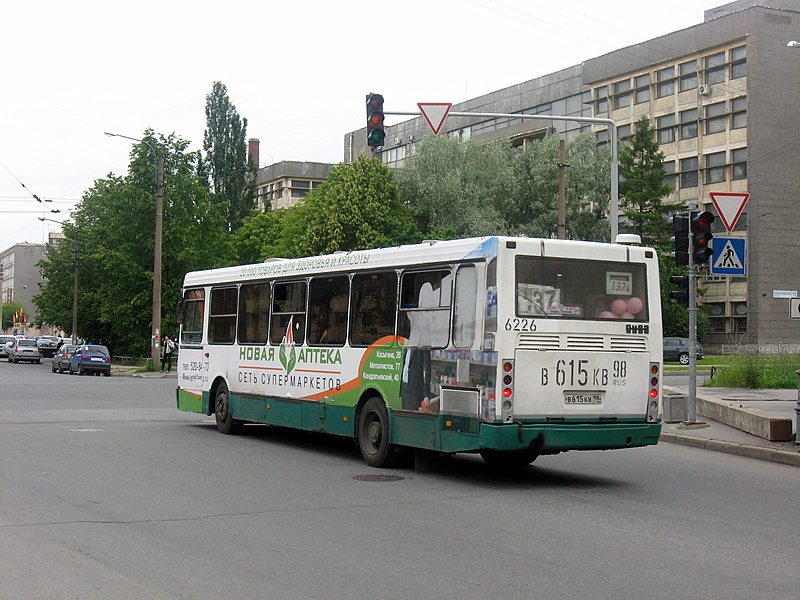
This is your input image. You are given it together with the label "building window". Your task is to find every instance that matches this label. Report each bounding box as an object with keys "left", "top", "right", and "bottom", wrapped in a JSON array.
[
  {"left": 680, "top": 108, "right": 698, "bottom": 139},
  {"left": 680, "top": 156, "right": 699, "bottom": 188},
  {"left": 617, "top": 123, "right": 632, "bottom": 144},
  {"left": 594, "top": 86, "right": 608, "bottom": 114},
  {"left": 634, "top": 74, "right": 650, "bottom": 104},
  {"left": 705, "top": 102, "right": 726, "bottom": 134},
  {"left": 656, "top": 114, "right": 676, "bottom": 144},
  {"left": 731, "top": 96, "right": 747, "bottom": 129},
  {"left": 656, "top": 67, "right": 675, "bottom": 98},
  {"left": 730, "top": 45, "right": 747, "bottom": 79},
  {"left": 663, "top": 160, "right": 676, "bottom": 190},
  {"left": 705, "top": 151, "right": 726, "bottom": 184},
  {"left": 731, "top": 147, "right": 747, "bottom": 180},
  {"left": 613, "top": 80, "right": 632, "bottom": 109},
  {"left": 679, "top": 60, "right": 698, "bottom": 92},
  {"left": 705, "top": 51, "right": 726, "bottom": 85}
]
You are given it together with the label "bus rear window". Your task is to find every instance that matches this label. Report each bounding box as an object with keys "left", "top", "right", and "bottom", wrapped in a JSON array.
[{"left": 515, "top": 256, "right": 648, "bottom": 321}]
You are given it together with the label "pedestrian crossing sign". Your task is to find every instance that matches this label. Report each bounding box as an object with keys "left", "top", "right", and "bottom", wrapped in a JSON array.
[{"left": 710, "top": 237, "right": 746, "bottom": 276}]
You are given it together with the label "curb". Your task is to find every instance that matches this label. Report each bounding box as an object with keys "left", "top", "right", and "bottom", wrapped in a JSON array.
[{"left": 660, "top": 432, "right": 800, "bottom": 467}]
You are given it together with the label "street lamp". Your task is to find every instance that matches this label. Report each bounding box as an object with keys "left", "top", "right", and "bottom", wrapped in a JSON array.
[
  {"left": 40, "top": 217, "right": 78, "bottom": 344},
  {"left": 104, "top": 132, "right": 164, "bottom": 366}
]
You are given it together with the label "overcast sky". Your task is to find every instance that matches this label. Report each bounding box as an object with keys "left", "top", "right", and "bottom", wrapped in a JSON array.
[{"left": 1, "top": 0, "right": 729, "bottom": 252}]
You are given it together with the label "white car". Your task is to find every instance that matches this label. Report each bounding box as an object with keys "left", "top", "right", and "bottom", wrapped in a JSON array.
[
  {"left": 7, "top": 338, "right": 42, "bottom": 364},
  {"left": 0, "top": 335, "right": 15, "bottom": 358}
]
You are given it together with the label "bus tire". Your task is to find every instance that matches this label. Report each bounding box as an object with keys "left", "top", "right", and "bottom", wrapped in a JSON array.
[
  {"left": 479, "top": 449, "right": 539, "bottom": 468},
  {"left": 214, "top": 382, "right": 243, "bottom": 434},
  {"left": 358, "top": 397, "right": 397, "bottom": 468}
]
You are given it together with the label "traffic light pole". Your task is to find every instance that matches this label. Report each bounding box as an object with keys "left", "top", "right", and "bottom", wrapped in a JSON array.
[{"left": 688, "top": 232, "right": 699, "bottom": 424}]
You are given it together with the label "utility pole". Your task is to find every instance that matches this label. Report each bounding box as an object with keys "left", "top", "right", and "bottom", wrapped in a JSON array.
[{"left": 558, "top": 139, "right": 567, "bottom": 240}]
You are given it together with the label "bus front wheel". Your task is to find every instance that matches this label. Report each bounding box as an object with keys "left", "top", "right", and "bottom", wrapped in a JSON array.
[
  {"left": 358, "top": 397, "right": 397, "bottom": 468},
  {"left": 214, "top": 382, "right": 243, "bottom": 435}
]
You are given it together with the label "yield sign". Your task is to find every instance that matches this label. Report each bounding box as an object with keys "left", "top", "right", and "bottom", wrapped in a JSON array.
[
  {"left": 709, "top": 192, "right": 749, "bottom": 232},
  {"left": 418, "top": 102, "right": 452, "bottom": 135}
]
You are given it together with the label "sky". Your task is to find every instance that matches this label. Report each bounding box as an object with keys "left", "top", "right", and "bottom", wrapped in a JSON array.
[{"left": 1, "top": 0, "right": 731, "bottom": 252}]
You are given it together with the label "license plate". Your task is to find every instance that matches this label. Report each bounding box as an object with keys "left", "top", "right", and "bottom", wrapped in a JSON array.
[
  {"left": 564, "top": 391, "right": 604, "bottom": 405},
  {"left": 90, "top": 357, "right": 104, "bottom": 362}
]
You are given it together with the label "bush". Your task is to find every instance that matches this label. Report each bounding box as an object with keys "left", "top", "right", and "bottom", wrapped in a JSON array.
[{"left": 706, "top": 347, "right": 800, "bottom": 388}]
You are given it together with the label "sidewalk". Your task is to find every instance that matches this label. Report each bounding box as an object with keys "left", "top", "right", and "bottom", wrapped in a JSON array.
[
  {"left": 111, "top": 365, "right": 176, "bottom": 378},
  {"left": 661, "top": 384, "right": 800, "bottom": 467}
]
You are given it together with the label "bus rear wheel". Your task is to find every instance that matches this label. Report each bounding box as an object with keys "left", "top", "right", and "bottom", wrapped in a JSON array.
[
  {"left": 214, "top": 382, "right": 243, "bottom": 434},
  {"left": 358, "top": 397, "right": 397, "bottom": 468},
  {"left": 479, "top": 448, "right": 539, "bottom": 468}
]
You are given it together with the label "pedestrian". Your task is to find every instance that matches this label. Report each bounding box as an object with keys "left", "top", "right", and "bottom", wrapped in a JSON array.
[{"left": 161, "top": 335, "right": 175, "bottom": 372}]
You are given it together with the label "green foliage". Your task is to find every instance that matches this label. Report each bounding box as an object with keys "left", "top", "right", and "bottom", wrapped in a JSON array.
[
  {"left": 1, "top": 301, "right": 25, "bottom": 330},
  {"left": 202, "top": 81, "right": 255, "bottom": 232},
  {"left": 618, "top": 116, "right": 673, "bottom": 248},
  {"left": 296, "top": 157, "right": 421, "bottom": 255},
  {"left": 34, "top": 132, "right": 228, "bottom": 356},
  {"left": 706, "top": 348, "right": 800, "bottom": 388},
  {"left": 396, "top": 132, "right": 611, "bottom": 241}
]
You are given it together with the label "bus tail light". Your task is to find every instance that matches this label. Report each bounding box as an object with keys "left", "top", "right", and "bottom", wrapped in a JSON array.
[
  {"left": 501, "top": 359, "right": 514, "bottom": 423},
  {"left": 647, "top": 362, "right": 660, "bottom": 422}
]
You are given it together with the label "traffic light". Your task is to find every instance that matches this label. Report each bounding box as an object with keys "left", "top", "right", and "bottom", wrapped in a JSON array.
[
  {"left": 669, "top": 274, "right": 690, "bottom": 308},
  {"left": 691, "top": 210, "right": 715, "bottom": 264},
  {"left": 668, "top": 213, "right": 689, "bottom": 266},
  {"left": 366, "top": 93, "right": 385, "bottom": 148}
]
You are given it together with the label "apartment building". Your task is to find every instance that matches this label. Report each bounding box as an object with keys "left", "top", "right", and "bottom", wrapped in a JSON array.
[{"left": 344, "top": 0, "right": 800, "bottom": 351}]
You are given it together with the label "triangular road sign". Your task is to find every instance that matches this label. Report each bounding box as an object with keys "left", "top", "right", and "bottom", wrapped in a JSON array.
[
  {"left": 418, "top": 102, "right": 452, "bottom": 135},
  {"left": 709, "top": 192, "right": 749, "bottom": 232}
]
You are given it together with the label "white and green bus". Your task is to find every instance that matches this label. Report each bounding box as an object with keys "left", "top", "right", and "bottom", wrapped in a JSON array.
[{"left": 176, "top": 236, "right": 662, "bottom": 467}]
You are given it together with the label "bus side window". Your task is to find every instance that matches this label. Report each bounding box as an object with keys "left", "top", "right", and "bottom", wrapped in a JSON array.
[
  {"left": 270, "top": 281, "right": 307, "bottom": 345},
  {"left": 209, "top": 287, "right": 238, "bottom": 344},
  {"left": 453, "top": 265, "right": 477, "bottom": 347},
  {"left": 308, "top": 276, "right": 349, "bottom": 346},
  {"left": 350, "top": 272, "right": 397, "bottom": 346}
]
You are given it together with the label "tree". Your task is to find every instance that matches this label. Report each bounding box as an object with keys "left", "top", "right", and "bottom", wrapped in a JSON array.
[
  {"left": 2, "top": 301, "right": 25, "bottom": 330},
  {"left": 35, "top": 132, "right": 228, "bottom": 356},
  {"left": 618, "top": 116, "right": 673, "bottom": 248},
  {"left": 202, "top": 81, "right": 256, "bottom": 232},
  {"left": 510, "top": 133, "right": 610, "bottom": 241},
  {"left": 296, "top": 157, "right": 421, "bottom": 256},
  {"left": 397, "top": 132, "right": 610, "bottom": 241},
  {"left": 396, "top": 134, "right": 513, "bottom": 238}
]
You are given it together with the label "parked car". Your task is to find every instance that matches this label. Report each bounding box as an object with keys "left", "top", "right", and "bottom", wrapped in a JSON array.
[
  {"left": 0, "top": 335, "right": 15, "bottom": 358},
  {"left": 52, "top": 344, "right": 80, "bottom": 373},
  {"left": 69, "top": 344, "right": 112, "bottom": 376},
  {"left": 37, "top": 336, "right": 60, "bottom": 358},
  {"left": 7, "top": 338, "right": 42, "bottom": 363},
  {"left": 663, "top": 336, "right": 704, "bottom": 365}
]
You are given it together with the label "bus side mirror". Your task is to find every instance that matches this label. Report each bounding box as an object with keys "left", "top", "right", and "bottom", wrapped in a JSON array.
[{"left": 175, "top": 300, "right": 186, "bottom": 325}]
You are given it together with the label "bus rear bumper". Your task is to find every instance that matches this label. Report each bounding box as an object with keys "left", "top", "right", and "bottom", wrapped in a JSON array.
[{"left": 478, "top": 421, "right": 662, "bottom": 453}]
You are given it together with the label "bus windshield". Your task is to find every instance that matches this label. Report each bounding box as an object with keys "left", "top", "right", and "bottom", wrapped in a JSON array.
[{"left": 515, "top": 256, "right": 648, "bottom": 321}]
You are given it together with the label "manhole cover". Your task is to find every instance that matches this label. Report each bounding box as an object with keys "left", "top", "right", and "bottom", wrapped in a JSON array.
[{"left": 351, "top": 474, "right": 405, "bottom": 482}]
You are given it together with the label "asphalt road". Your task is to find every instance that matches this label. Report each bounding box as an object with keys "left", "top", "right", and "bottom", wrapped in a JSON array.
[{"left": 2, "top": 360, "right": 799, "bottom": 600}]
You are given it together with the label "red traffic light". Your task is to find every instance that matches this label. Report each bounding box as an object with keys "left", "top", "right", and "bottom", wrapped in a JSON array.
[
  {"left": 366, "top": 93, "right": 385, "bottom": 148},
  {"left": 691, "top": 210, "right": 715, "bottom": 264}
]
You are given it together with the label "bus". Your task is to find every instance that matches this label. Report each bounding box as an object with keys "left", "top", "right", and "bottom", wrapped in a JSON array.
[{"left": 175, "top": 236, "right": 662, "bottom": 467}]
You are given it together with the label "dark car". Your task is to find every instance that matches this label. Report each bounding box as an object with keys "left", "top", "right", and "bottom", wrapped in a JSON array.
[
  {"left": 663, "top": 336, "right": 704, "bottom": 365},
  {"left": 8, "top": 338, "right": 42, "bottom": 364},
  {"left": 37, "top": 336, "right": 60, "bottom": 358},
  {"left": 52, "top": 344, "right": 80, "bottom": 373},
  {"left": 69, "top": 344, "right": 112, "bottom": 376}
]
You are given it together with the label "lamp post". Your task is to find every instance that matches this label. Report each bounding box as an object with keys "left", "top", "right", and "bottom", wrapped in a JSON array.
[
  {"left": 105, "top": 132, "right": 164, "bottom": 366},
  {"left": 40, "top": 218, "right": 78, "bottom": 343}
]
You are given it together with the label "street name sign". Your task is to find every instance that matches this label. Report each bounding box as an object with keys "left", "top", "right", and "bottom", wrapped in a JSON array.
[
  {"left": 418, "top": 103, "right": 452, "bottom": 135},
  {"left": 709, "top": 192, "right": 749, "bottom": 232},
  {"left": 710, "top": 237, "right": 746, "bottom": 276}
]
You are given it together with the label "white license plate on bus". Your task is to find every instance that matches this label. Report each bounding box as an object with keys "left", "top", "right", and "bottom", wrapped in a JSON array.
[{"left": 564, "top": 391, "right": 604, "bottom": 405}]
